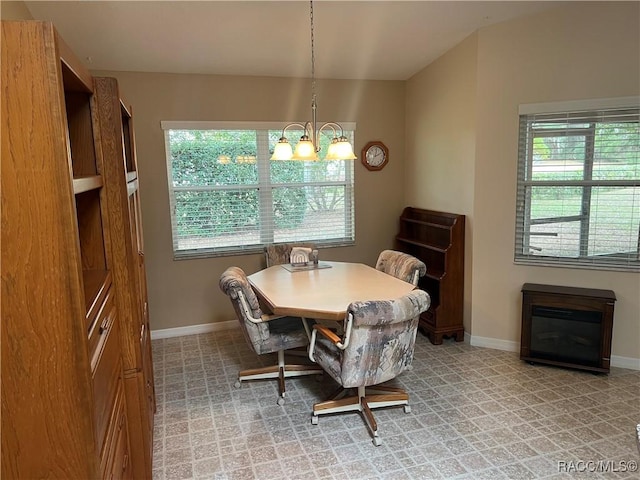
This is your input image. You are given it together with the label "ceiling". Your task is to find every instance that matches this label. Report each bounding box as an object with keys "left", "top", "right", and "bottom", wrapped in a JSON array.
[{"left": 25, "top": 1, "right": 567, "bottom": 81}]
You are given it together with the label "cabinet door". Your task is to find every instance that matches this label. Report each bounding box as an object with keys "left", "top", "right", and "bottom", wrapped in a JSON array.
[
  {"left": 128, "top": 187, "right": 155, "bottom": 413},
  {"left": 122, "top": 101, "right": 155, "bottom": 440},
  {"left": 99, "top": 383, "right": 132, "bottom": 480},
  {"left": 109, "top": 400, "right": 133, "bottom": 480},
  {"left": 141, "top": 328, "right": 156, "bottom": 459},
  {"left": 92, "top": 308, "right": 123, "bottom": 454},
  {"left": 129, "top": 189, "right": 149, "bottom": 332}
]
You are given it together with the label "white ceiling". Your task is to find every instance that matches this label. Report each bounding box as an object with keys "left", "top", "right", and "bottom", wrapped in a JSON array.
[{"left": 24, "top": 1, "right": 567, "bottom": 81}]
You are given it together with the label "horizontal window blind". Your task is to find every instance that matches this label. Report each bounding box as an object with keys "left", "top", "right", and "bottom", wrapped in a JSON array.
[
  {"left": 163, "top": 123, "right": 355, "bottom": 259},
  {"left": 515, "top": 101, "right": 640, "bottom": 271}
]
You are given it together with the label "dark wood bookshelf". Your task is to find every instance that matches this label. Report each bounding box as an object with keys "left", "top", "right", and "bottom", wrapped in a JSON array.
[{"left": 395, "top": 207, "right": 465, "bottom": 344}]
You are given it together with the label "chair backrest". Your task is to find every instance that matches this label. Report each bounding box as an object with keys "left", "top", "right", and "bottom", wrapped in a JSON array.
[
  {"left": 219, "top": 266, "right": 270, "bottom": 351},
  {"left": 375, "top": 250, "right": 426, "bottom": 286},
  {"left": 264, "top": 243, "right": 317, "bottom": 267},
  {"left": 340, "top": 289, "right": 430, "bottom": 388}
]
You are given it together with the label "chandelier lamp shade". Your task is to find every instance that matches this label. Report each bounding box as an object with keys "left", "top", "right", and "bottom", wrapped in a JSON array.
[{"left": 270, "top": 1, "right": 357, "bottom": 162}]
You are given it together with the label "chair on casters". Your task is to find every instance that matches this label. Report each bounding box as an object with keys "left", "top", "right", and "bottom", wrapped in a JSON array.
[
  {"left": 219, "top": 266, "right": 323, "bottom": 405},
  {"left": 375, "top": 250, "right": 426, "bottom": 286},
  {"left": 308, "top": 289, "right": 431, "bottom": 445},
  {"left": 264, "top": 242, "right": 317, "bottom": 267},
  {"left": 264, "top": 242, "right": 324, "bottom": 337}
]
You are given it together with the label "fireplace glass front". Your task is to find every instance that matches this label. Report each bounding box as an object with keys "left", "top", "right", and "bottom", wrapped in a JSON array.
[{"left": 530, "top": 306, "right": 602, "bottom": 366}]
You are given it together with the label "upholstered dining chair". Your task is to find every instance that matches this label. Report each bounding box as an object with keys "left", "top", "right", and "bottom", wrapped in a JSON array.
[
  {"left": 264, "top": 242, "right": 317, "bottom": 267},
  {"left": 219, "top": 266, "right": 322, "bottom": 405},
  {"left": 308, "top": 289, "right": 431, "bottom": 445},
  {"left": 264, "top": 242, "right": 330, "bottom": 336},
  {"left": 375, "top": 249, "right": 426, "bottom": 286}
]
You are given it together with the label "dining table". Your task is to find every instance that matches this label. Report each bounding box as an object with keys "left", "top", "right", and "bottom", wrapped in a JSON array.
[{"left": 247, "top": 260, "right": 417, "bottom": 321}]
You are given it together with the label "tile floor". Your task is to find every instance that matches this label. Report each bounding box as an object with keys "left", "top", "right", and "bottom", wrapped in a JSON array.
[{"left": 151, "top": 330, "right": 639, "bottom": 479}]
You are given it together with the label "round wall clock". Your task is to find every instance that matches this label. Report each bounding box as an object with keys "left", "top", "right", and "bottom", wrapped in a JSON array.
[{"left": 361, "top": 141, "right": 388, "bottom": 171}]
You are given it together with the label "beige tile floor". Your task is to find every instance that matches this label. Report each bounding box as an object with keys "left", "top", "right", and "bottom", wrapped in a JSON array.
[{"left": 151, "top": 330, "right": 639, "bottom": 479}]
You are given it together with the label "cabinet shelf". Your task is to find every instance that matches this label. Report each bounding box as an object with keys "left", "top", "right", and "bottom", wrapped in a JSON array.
[
  {"left": 73, "top": 175, "right": 103, "bottom": 194},
  {"left": 58, "top": 34, "right": 93, "bottom": 94},
  {"left": 425, "top": 270, "right": 445, "bottom": 281},
  {"left": 396, "top": 236, "right": 447, "bottom": 253},
  {"left": 127, "top": 178, "right": 139, "bottom": 197},
  {"left": 83, "top": 269, "right": 112, "bottom": 329},
  {"left": 395, "top": 207, "right": 465, "bottom": 344},
  {"left": 399, "top": 217, "right": 450, "bottom": 229}
]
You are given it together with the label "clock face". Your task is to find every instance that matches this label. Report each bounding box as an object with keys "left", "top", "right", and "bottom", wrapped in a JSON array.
[
  {"left": 366, "top": 146, "right": 386, "bottom": 167},
  {"left": 362, "top": 141, "right": 388, "bottom": 170}
]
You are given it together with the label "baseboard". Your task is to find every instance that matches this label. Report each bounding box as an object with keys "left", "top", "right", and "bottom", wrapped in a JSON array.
[
  {"left": 610, "top": 355, "right": 640, "bottom": 370},
  {"left": 150, "top": 321, "right": 238, "bottom": 340},
  {"left": 468, "top": 334, "right": 639, "bottom": 371},
  {"left": 151, "top": 325, "right": 640, "bottom": 370},
  {"left": 469, "top": 334, "right": 519, "bottom": 352}
]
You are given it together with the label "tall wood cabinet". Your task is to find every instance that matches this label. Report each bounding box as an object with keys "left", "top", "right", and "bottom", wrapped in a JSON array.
[
  {"left": 395, "top": 207, "right": 465, "bottom": 344},
  {"left": 93, "top": 77, "right": 156, "bottom": 479},
  {"left": 1, "top": 21, "right": 154, "bottom": 479}
]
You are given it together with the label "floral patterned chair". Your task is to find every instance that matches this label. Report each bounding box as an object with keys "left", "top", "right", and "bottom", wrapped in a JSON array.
[
  {"left": 308, "top": 289, "right": 431, "bottom": 445},
  {"left": 264, "top": 243, "right": 317, "bottom": 267},
  {"left": 219, "top": 266, "right": 322, "bottom": 405},
  {"left": 375, "top": 249, "right": 427, "bottom": 286}
]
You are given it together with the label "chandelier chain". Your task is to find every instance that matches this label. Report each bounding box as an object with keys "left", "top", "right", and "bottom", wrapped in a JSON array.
[
  {"left": 310, "top": 0, "right": 316, "bottom": 103},
  {"left": 269, "top": 0, "right": 356, "bottom": 161}
]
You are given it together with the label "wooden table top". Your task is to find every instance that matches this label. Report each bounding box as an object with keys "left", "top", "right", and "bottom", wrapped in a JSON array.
[{"left": 248, "top": 261, "right": 417, "bottom": 320}]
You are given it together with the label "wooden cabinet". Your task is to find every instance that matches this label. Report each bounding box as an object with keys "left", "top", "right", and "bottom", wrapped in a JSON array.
[
  {"left": 1, "top": 21, "right": 152, "bottom": 479},
  {"left": 93, "top": 76, "right": 155, "bottom": 479},
  {"left": 395, "top": 207, "right": 465, "bottom": 344},
  {"left": 100, "top": 385, "right": 132, "bottom": 480}
]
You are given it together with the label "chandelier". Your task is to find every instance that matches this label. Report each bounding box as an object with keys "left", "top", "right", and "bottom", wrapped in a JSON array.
[{"left": 270, "top": 1, "right": 357, "bottom": 161}]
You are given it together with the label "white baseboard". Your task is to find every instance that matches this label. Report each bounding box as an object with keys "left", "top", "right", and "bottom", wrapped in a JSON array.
[
  {"left": 150, "top": 321, "right": 238, "bottom": 340},
  {"left": 610, "top": 355, "right": 640, "bottom": 370},
  {"left": 151, "top": 325, "right": 640, "bottom": 370},
  {"left": 469, "top": 334, "right": 519, "bottom": 352},
  {"left": 468, "top": 334, "right": 639, "bottom": 370}
]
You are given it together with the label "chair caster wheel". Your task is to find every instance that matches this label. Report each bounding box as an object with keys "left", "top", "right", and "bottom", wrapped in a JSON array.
[
  {"left": 277, "top": 397, "right": 285, "bottom": 406},
  {"left": 403, "top": 405, "right": 411, "bottom": 414},
  {"left": 372, "top": 436, "right": 382, "bottom": 446},
  {"left": 234, "top": 380, "right": 241, "bottom": 389},
  {"left": 311, "top": 415, "right": 318, "bottom": 425}
]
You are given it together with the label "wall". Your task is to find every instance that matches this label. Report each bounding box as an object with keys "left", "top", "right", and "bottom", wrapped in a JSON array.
[
  {"left": 405, "top": 33, "right": 478, "bottom": 333},
  {"left": 91, "top": 72, "right": 406, "bottom": 331},
  {"left": 9, "top": 1, "right": 638, "bottom": 362},
  {"left": 0, "top": 1, "right": 33, "bottom": 20},
  {"left": 406, "top": 2, "right": 640, "bottom": 364},
  {"left": 4, "top": 0, "right": 405, "bottom": 334}
]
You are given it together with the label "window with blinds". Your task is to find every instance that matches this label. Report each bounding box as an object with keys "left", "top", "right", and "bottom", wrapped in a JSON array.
[
  {"left": 515, "top": 98, "right": 640, "bottom": 271},
  {"left": 162, "top": 121, "right": 355, "bottom": 259}
]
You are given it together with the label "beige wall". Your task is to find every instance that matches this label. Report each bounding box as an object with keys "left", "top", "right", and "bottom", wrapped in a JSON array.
[
  {"left": 91, "top": 72, "right": 406, "bottom": 331},
  {"left": 405, "top": 33, "right": 478, "bottom": 333},
  {"left": 0, "top": 1, "right": 33, "bottom": 20},
  {"left": 9, "top": 1, "right": 639, "bottom": 362},
  {"left": 406, "top": 2, "right": 640, "bottom": 362}
]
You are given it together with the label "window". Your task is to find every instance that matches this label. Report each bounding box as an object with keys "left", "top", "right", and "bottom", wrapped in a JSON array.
[
  {"left": 515, "top": 98, "right": 640, "bottom": 271},
  {"left": 162, "top": 121, "right": 355, "bottom": 259}
]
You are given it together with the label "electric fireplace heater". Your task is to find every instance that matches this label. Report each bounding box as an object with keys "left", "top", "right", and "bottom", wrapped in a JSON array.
[{"left": 520, "top": 284, "right": 616, "bottom": 373}]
